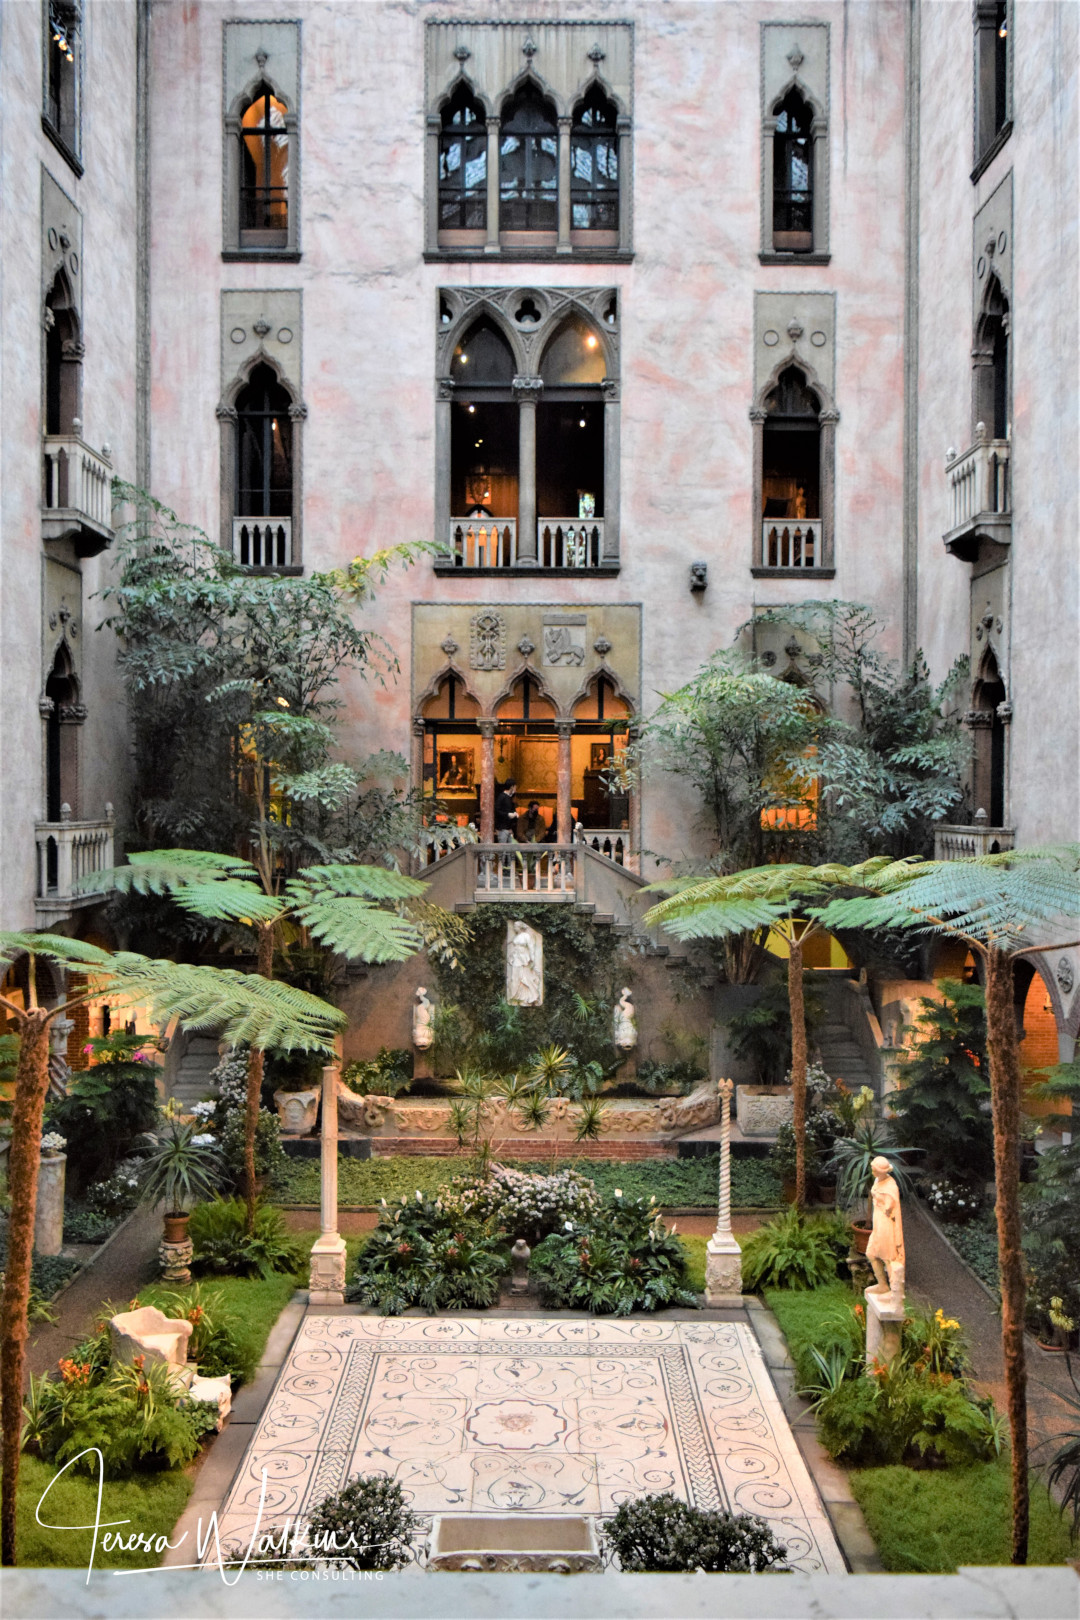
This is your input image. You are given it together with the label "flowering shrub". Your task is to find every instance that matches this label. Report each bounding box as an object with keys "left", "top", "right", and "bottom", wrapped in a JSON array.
[
  {"left": 602, "top": 1492, "right": 788, "bottom": 1573},
  {"left": 40, "top": 1132, "right": 67, "bottom": 1156},
  {"left": 85, "top": 1164, "right": 142, "bottom": 1220},
  {"left": 903, "top": 1305, "right": 969, "bottom": 1379},
  {"left": 350, "top": 1193, "right": 509, "bottom": 1314},
  {"left": 816, "top": 1356, "right": 999, "bottom": 1468},
  {"left": 922, "top": 1176, "right": 982, "bottom": 1223},
  {"left": 529, "top": 1193, "right": 698, "bottom": 1316},
  {"left": 48, "top": 1030, "right": 160, "bottom": 1181},
  {"left": 445, "top": 1165, "right": 600, "bottom": 1246},
  {"left": 21, "top": 1354, "right": 218, "bottom": 1476}
]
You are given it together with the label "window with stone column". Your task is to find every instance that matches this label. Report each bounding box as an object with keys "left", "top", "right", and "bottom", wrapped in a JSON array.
[
  {"left": 752, "top": 363, "right": 837, "bottom": 576},
  {"left": 223, "top": 21, "right": 301, "bottom": 260},
  {"left": 436, "top": 286, "right": 621, "bottom": 574},
  {"left": 759, "top": 23, "right": 829, "bottom": 263}
]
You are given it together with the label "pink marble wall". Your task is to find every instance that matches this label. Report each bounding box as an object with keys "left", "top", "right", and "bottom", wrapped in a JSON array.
[{"left": 144, "top": 0, "right": 909, "bottom": 864}]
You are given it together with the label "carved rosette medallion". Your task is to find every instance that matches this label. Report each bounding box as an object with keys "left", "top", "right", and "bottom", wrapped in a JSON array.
[{"left": 470, "top": 610, "right": 506, "bottom": 671}]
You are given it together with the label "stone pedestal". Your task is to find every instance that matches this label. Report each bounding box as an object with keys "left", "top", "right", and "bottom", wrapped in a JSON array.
[
  {"left": 864, "top": 1289, "right": 905, "bottom": 1371},
  {"left": 274, "top": 1089, "right": 319, "bottom": 1135},
  {"left": 159, "top": 1235, "right": 193, "bottom": 1283},
  {"left": 34, "top": 1152, "right": 66, "bottom": 1255},
  {"left": 704, "top": 1234, "right": 743, "bottom": 1305},
  {"left": 309, "top": 1059, "right": 347, "bottom": 1304}
]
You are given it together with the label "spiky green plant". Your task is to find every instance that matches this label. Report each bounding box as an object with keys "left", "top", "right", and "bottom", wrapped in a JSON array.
[
  {"left": 0, "top": 930, "right": 343, "bottom": 1568},
  {"left": 815, "top": 844, "right": 1080, "bottom": 1567}
]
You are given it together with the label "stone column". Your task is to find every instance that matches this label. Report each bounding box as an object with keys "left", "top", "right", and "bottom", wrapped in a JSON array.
[
  {"left": 819, "top": 408, "right": 839, "bottom": 570},
  {"left": 34, "top": 1153, "right": 66, "bottom": 1256},
  {"left": 425, "top": 113, "right": 441, "bottom": 250},
  {"left": 308, "top": 1060, "right": 346, "bottom": 1304},
  {"left": 435, "top": 377, "right": 454, "bottom": 551},
  {"left": 411, "top": 717, "right": 425, "bottom": 807},
  {"left": 602, "top": 378, "right": 621, "bottom": 562},
  {"left": 556, "top": 116, "right": 572, "bottom": 254},
  {"left": 513, "top": 377, "right": 542, "bottom": 564},
  {"left": 705, "top": 1079, "right": 743, "bottom": 1304},
  {"left": 479, "top": 719, "right": 496, "bottom": 842},
  {"left": 616, "top": 115, "right": 632, "bottom": 254},
  {"left": 749, "top": 406, "right": 767, "bottom": 568},
  {"left": 760, "top": 116, "right": 776, "bottom": 254},
  {"left": 556, "top": 720, "right": 573, "bottom": 844},
  {"left": 484, "top": 117, "right": 501, "bottom": 252}
]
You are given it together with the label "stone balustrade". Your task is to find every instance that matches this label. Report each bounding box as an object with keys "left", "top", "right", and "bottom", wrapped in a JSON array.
[
  {"left": 42, "top": 433, "right": 113, "bottom": 548},
  {"left": 34, "top": 806, "right": 114, "bottom": 920},
  {"left": 945, "top": 432, "right": 1010, "bottom": 533},
  {"left": 760, "top": 518, "right": 820, "bottom": 569},
  {"left": 233, "top": 516, "right": 292, "bottom": 568},
  {"left": 475, "top": 843, "right": 577, "bottom": 897},
  {"left": 933, "top": 822, "right": 1016, "bottom": 860},
  {"left": 443, "top": 517, "right": 606, "bottom": 570}
]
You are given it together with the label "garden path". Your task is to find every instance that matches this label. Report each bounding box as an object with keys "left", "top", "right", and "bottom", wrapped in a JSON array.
[
  {"left": 25, "top": 1205, "right": 164, "bottom": 1384},
  {"left": 903, "top": 1198, "right": 1078, "bottom": 1464}
]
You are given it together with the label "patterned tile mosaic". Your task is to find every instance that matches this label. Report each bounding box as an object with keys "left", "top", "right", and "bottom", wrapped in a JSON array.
[{"left": 208, "top": 1315, "right": 846, "bottom": 1574}]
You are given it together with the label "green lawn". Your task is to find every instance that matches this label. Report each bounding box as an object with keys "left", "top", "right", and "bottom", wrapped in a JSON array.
[
  {"left": 15, "top": 1454, "right": 192, "bottom": 1570},
  {"left": 851, "top": 1461, "right": 1077, "bottom": 1571},
  {"left": 273, "top": 1152, "right": 781, "bottom": 1211},
  {"left": 764, "top": 1281, "right": 856, "bottom": 1384}
]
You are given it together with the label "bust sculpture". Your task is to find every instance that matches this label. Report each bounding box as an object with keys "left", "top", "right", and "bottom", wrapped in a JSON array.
[
  {"left": 866, "top": 1155, "right": 905, "bottom": 1306},
  {"left": 412, "top": 986, "right": 435, "bottom": 1050},
  {"left": 613, "top": 987, "right": 637, "bottom": 1050}
]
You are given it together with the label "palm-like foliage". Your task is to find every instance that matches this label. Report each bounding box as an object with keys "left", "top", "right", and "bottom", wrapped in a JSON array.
[{"left": 0, "top": 929, "right": 345, "bottom": 1567}]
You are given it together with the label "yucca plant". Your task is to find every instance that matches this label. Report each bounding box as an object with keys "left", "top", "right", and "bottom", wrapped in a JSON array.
[
  {"left": 828, "top": 1120, "right": 914, "bottom": 1214},
  {"left": 91, "top": 845, "right": 428, "bottom": 1233},
  {"left": 815, "top": 844, "right": 1080, "bottom": 1565},
  {"left": 138, "top": 1116, "right": 223, "bottom": 1215},
  {"left": 0, "top": 930, "right": 344, "bottom": 1567}
]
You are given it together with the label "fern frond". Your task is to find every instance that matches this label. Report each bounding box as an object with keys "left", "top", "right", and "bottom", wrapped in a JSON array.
[
  {"left": 97, "top": 954, "right": 345, "bottom": 1051},
  {"left": 290, "top": 896, "right": 423, "bottom": 962},
  {"left": 286, "top": 864, "right": 427, "bottom": 902},
  {"left": 82, "top": 849, "right": 256, "bottom": 896},
  {"left": 169, "top": 880, "right": 285, "bottom": 926},
  {"left": 0, "top": 932, "right": 114, "bottom": 974}
]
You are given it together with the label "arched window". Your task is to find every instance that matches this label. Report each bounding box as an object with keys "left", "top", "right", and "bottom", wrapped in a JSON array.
[
  {"left": 240, "top": 83, "right": 289, "bottom": 245},
  {"left": 761, "top": 366, "right": 821, "bottom": 568},
  {"left": 772, "top": 89, "right": 814, "bottom": 251},
  {"left": 449, "top": 320, "right": 518, "bottom": 561},
  {"left": 499, "top": 83, "right": 558, "bottom": 231},
  {"left": 538, "top": 319, "right": 606, "bottom": 560},
  {"left": 236, "top": 364, "right": 292, "bottom": 517},
  {"left": 571, "top": 86, "right": 619, "bottom": 231},
  {"left": 44, "top": 642, "right": 80, "bottom": 825},
  {"left": 44, "top": 272, "right": 80, "bottom": 437},
  {"left": 45, "top": 0, "right": 80, "bottom": 161},
  {"left": 439, "top": 85, "right": 487, "bottom": 230},
  {"left": 972, "top": 649, "right": 1007, "bottom": 826},
  {"left": 974, "top": 275, "right": 1009, "bottom": 440}
]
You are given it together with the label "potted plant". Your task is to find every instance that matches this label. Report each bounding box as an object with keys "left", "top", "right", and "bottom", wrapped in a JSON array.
[
  {"left": 827, "top": 1120, "right": 915, "bottom": 1252},
  {"left": 138, "top": 1112, "right": 223, "bottom": 1241}
]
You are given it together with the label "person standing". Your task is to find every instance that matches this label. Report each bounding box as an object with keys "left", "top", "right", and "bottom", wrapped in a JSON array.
[{"left": 494, "top": 779, "right": 518, "bottom": 843}]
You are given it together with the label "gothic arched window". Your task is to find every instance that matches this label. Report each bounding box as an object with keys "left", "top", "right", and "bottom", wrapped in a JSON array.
[
  {"left": 439, "top": 85, "right": 487, "bottom": 230},
  {"left": 499, "top": 83, "right": 558, "bottom": 231},
  {"left": 772, "top": 89, "right": 814, "bottom": 250},
  {"left": 571, "top": 86, "right": 619, "bottom": 231},
  {"left": 236, "top": 364, "right": 293, "bottom": 519},
  {"left": 240, "top": 83, "right": 289, "bottom": 245}
]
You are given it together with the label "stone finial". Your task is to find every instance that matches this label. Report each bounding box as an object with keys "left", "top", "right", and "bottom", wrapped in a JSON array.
[
  {"left": 441, "top": 635, "right": 459, "bottom": 657},
  {"left": 587, "top": 42, "right": 606, "bottom": 64},
  {"left": 787, "top": 43, "right": 805, "bottom": 69},
  {"left": 522, "top": 36, "right": 537, "bottom": 60},
  {"left": 453, "top": 43, "right": 471, "bottom": 62}
]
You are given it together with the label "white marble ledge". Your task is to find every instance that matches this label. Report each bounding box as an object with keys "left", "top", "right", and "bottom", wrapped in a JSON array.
[{"left": 1, "top": 1567, "right": 1077, "bottom": 1620}]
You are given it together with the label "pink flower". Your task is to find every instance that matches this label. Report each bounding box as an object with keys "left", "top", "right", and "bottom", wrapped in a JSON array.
[{"left": 83, "top": 1044, "right": 93, "bottom": 1055}]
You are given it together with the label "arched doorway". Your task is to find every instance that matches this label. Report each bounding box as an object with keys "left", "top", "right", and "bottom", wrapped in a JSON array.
[
  {"left": 419, "top": 671, "right": 483, "bottom": 853},
  {"left": 971, "top": 648, "right": 1007, "bottom": 826}
]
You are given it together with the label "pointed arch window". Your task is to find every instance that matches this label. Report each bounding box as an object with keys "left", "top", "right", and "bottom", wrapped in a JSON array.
[
  {"left": 44, "top": 0, "right": 81, "bottom": 168},
  {"left": 499, "top": 83, "right": 558, "bottom": 231},
  {"left": 753, "top": 364, "right": 836, "bottom": 575},
  {"left": 571, "top": 86, "right": 619, "bottom": 231},
  {"left": 439, "top": 85, "right": 487, "bottom": 230},
  {"left": 974, "top": 275, "right": 1009, "bottom": 441},
  {"left": 772, "top": 89, "right": 814, "bottom": 250},
  {"left": 240, "top": 83, "right": 289, "bottom": 243},
  {"left": 236, "top": 364, "right": 293, "bottom": 518}
]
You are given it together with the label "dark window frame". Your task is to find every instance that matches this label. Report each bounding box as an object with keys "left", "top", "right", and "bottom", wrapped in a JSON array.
[
  {"left": 235, "top": 364, "right": 293, "bottom": 520},
  {"left": 570, "top": 85, "right": 619, "bottom": 232},
  {"left": 239, "top": 82, "right": 290, "bottom": 243},
  {"left": 499, "top": 83, "right": 558, "bottom": 232},
  {"left": 772, "top": 89, "right": 814, "bottom": 243},
  {"left": 42, "top": 0, "right": 82, "bottom": 171},
  {"left": 439, "top": 84, "right": 488, "bottom": 231}
]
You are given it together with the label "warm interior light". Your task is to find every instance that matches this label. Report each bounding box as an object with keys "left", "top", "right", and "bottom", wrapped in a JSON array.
[
  {"left": 585, "top": 334, "right": 598, "bottom": 349},
  {"left": 468, "top": 404, "right": 475, "bottom": 413},
  {"left": 460, "top": 354, "right": 468, "bottom": 364},
  {"left": 998, "top": 17, "right": 1007, "bottom": 36},
  {"left": 579, "top": 418, "right": 586, "bottom": 428}
]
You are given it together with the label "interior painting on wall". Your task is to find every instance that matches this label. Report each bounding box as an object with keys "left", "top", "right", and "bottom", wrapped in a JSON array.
[
  {"left": 438, "top": 748, "right": 474, "bottom": 790},
  {"left": 590, "top": 743, "right": 611, "bottom": 770}
]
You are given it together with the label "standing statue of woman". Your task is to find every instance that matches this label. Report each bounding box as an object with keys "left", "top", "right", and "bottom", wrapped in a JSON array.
[
  {"left": 507, "top": 920, "right": 543, "bottom": 1006},
  {"left": 866, "top": 1154, "right": 905, "bottom": 1304}
]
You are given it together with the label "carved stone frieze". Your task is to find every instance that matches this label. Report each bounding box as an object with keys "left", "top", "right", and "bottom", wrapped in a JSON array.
[{"left": 470, "top": 610, "right": 507, "bottom": 671}]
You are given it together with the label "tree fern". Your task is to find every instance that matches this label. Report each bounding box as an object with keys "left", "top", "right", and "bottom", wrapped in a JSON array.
[{"left": 289, "top": 896, "right": 422, "bottom": 962}]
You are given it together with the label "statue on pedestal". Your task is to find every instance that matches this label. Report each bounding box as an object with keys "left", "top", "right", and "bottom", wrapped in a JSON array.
[
  {"left": 866, "top": 1155, "right": 906, "bottom": 1307},
  {"left": 613, "top": 988, "right": 637, "bottom": 1051},
  {"left": 412, "top": 986, "right": 435, "bottom": 1049},
  {"left": 507, "top": 919, "right": 543, "bottom": 1006}
]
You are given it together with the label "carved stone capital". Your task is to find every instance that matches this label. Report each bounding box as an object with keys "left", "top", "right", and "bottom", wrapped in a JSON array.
[
  {"left": 61, "top": 339, "right": 85, "bottom": 362},
  {"left": 413, "top": 717, "right": 425, "bottom": 737},
  {"left": 288, "top": 402, "right": 308, "bottom": 421},
  {"left": 996, "top": 700, "right": 1013, "bottom": 723},
  {"left": 38, "top": 697, "right": 55, "bottom": 718},
  {"left": 819, "top": 408, "right": 840, "bottom": 425},
  {"left": 512, "top": 375, "right": 544, "bottom": 406},
  {"left": 964, "top": 709, "right": 994, "bottom": 729},
  {"left": 749, "top": 406, "right": 768, "bottom": 423},
  {"left": 216, "top": 402, "right": 238, "bottom": 422},
  {"left": 601, "top": 377, "right": 620, "bottom": 401},
  {"left": 59, "top": 701, "right": 88, "bottom": 725},
  {"left": 478, "top": 718, "right": 497, "bottom": 739},
  {"left": 555, "top": 719, "right": 574, "bottom": 739},
  {"left": 437, "top": 376, "right": 456, "bottom": 401}
]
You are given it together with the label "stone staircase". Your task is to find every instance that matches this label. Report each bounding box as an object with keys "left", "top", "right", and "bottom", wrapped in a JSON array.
[
  {"left": 167, "top": 1032, "right": 221, "bottom": 1107},
  {"left": 816, "top": 978, "right": 879, "bottom": 1094}
]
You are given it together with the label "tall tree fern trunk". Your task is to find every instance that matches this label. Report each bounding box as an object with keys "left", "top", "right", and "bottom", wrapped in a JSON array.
[
  {"left": 243, "top": 925, "right": 274, "bottom": 1235},
  {"left": 1, "top": 1013, "right": 52, "bottom": 1566},
  {"left": 788, "top": 939, "right": 807, "bottom": 1210},
  {"left": 985, "top": 945, "right": 1029, "bottom": 1565}
]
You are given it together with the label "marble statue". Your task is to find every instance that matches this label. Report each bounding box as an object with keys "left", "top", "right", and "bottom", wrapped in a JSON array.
[
  {"left": 507, "top": 919, "right": 544, "bottom": 1006},
  {"left": 613, "top": 987, "right": 637, "bottom": 1050},
  {"left": 413, "top": 986, "right": 435, "bottom": 1049},
  {"left": 866, "top": 1154, "right": 906, "bottom": 1305}
]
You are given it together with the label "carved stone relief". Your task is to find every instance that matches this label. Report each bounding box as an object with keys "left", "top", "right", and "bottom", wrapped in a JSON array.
[
  {"left": 542, "top": 616, "right": 586, "bottom": 666},
  {"left": 469, "top": 610, "right": 506, "bottom": 671}
]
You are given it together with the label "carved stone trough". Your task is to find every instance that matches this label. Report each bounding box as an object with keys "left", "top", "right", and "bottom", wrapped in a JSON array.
[
  {"left": 735, "top": 1084, "right": 794, "bottom": 1137},
  {"left": 425, "top": 1514, "right": 602, "bottom": 1573}
]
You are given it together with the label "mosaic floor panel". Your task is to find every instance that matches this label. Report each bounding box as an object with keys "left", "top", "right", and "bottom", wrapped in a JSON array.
[{"left": 210, "top": 1315, "right": 846, "bottom": 1574}]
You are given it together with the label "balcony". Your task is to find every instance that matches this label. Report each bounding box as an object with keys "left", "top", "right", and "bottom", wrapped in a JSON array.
[
  {"left": 34, "top": 805, "right": 115, "bottom": 924},
  {"left": 758, "top": 518, "right": 821, "bottom": 571},
  {"left": 233, "top": 518, "right": 293, "bottom": 570},
  {"left": 438, "top": 518, "right": 611, "bottom": 573},
  {"left": 934, "top": 821, "right": 1015, "bottom": 861},
  {"left": 943, "top": 428, "right": 1010, "bottom": 562},
  {"left": 42, "top": 431, "right": 113, "bottom": 556}
]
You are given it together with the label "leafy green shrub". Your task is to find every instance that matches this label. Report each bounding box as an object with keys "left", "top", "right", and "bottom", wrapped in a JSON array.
[
  {"left": 816, "top": 1360, "right": 998, "bottom": 1468},
  {"left": 902, "top": 1305, "right": 971, "bottom": 1379},
  {"left": 765, "top": 1283, "right": 864, "bottom": 1388},
  {"left": 85, "top": 1165, "right": 142, "bottom": 1219},
  {"left": 62, "top": 1204, "right": 114, "bottom": 1244},
  {"left": 217, "top": 1107, "right": 286, "bottom": 1190},
  {"left": 152, "top": 1281, "right": 249, "bottom": 1382},
  {"left": 47, "top": 1031, "right": 160, "bottom": 1185},
  {"left": 445, "top": 1165, "right": 600, "bottom": 1246},
  {"left": 889, "top": 981, "right": 992, "bottom": 1184},
  {"left": 740, "top": 1207, "right": 852, "bottom": 1292},
  {"left": 601, "top": 1492, "right": 788, "bottom": 1573},
  {"left": 350, "top": 1193, "right": 509, "bottom": 1314},
  {"left": 529, "top": 1194, "right": 698, "bottom": 1316},
  {"left": 189, "top": 1197, "right": 303, "bottom": 1280},
  {"left": 22, "top": 1357, "right": 214, "bottom": 1477},
  {"left": 304, "top": 1474, "right": 417, "bottom": 1570},
  {"left": 947, "top": 1216, "right": 1000, "bottom": 1292},
  {"left": 341, "top": 1048, "right": 413, "bottom": 1098},
  {"left": 634, "top": 1058, "right": 705, "bottom": 1096}
]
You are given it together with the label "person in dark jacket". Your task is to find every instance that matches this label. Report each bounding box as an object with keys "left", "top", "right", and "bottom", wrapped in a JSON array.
[{"left": 494, "top": 779, "right": 518, "bottom": 843}]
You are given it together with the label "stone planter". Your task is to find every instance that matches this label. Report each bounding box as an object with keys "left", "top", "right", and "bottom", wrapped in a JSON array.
[
  {"left": 426, "top": 1514, "right": 602, "bottom": 1573},
  {"left": 736, "top": 1084, "right": 794, "bottom": 1137},
  {"left": 34, "top": 1152, "right": 67, "bottom": 1255},
  {"left": 274, "top": 1088, "right": 319, "bottom": 1135}
]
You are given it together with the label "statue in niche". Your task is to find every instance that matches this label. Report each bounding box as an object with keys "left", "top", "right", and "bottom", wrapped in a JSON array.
[
  {"left": 613, "top": 988, "right": 637, "bottom": 1051},
  {"left": 506, "top": 919, "right": 544, "bottom": 1006},
  {"left": 412, "top": 987, "right": 435, "bottom": 1050},
  {"left": 866, "top": 1155, "right": 906, "bottom": 1305}
]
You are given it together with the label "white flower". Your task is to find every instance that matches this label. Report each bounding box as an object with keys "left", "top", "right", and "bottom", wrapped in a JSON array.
[
  {"left": 416, "top": 1190, "right": 423, "bottom": 1202},
  {"left": 564, "top": 1221, "right": 574, "bottom": 1230},
  {"left": 614, "top": 1188, "right": 622, "bottom": 1198},
  {"left": 191, "top": 1133, "right": 216, "bottom": 1147},
  {"left": 40, "top": 1132, "right": 67, "bottom": 1154}
]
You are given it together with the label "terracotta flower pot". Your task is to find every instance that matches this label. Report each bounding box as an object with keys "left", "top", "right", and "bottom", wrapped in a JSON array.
[
  {"left": 852, "top": 1221, "right": 872, "bottom": 1255},
  {"left": 815, "top": 1182, "right": 837, "bottom": 1207},
  {"left": 162, "top": 1211, "right": 190, "bottom": 1244}
]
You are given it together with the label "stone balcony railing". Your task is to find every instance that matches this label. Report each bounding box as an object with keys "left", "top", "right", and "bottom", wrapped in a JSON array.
[
  {"left": 581, "top": 828, "right": 636, "bottom": 872},
  {"left": 760, "top": 517, "right": 820, "bottom": 570},
  {"left": 34, "top": 805, "right": 115, "bottom": 922},
  {"left": 42, "top": 429, "right": 113, "bottom": 555},
  {"left": 934, "top": 822, "right": 1015, "bottom": 860},
  {"left": 944, "top": 427, "right": 1010, "bottom": 559},
  {"left": 440, "top": 518, "right": 607, "bottom": 571},
  {"left": 474, "top": 844, "right": 578, "bottom": 898},
  {"left": 233, "top": 517, "right": 292, "bottom": 569}
]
